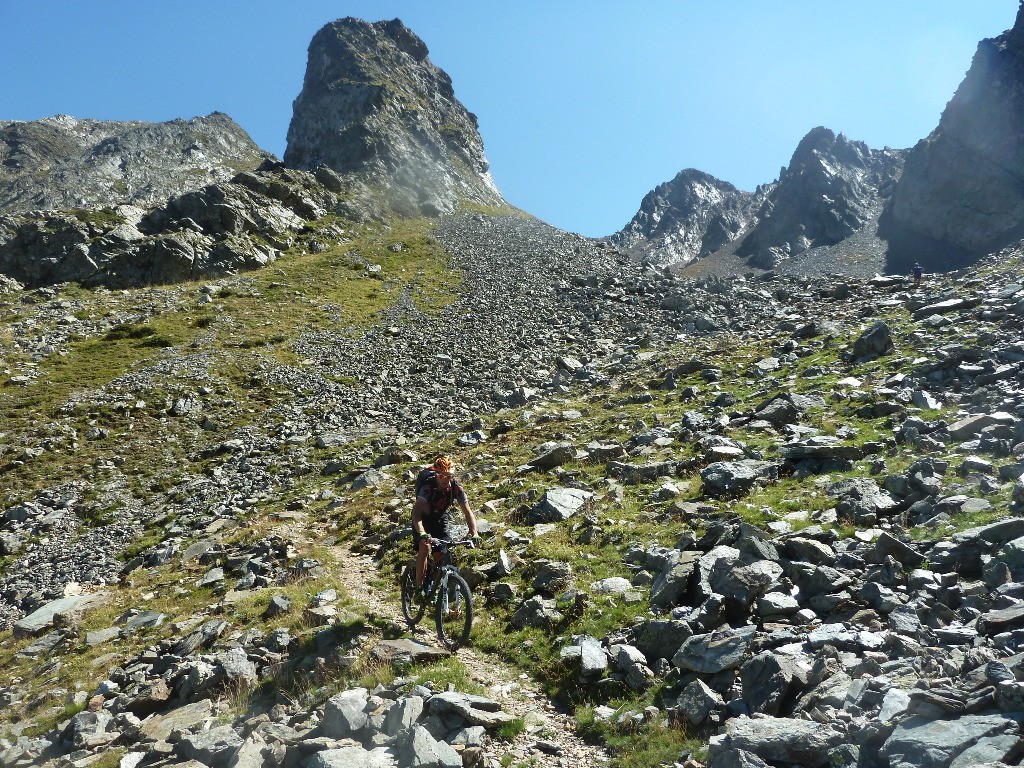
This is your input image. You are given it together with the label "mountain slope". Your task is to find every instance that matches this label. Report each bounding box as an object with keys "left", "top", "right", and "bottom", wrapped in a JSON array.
[
  {"left": 0, "top": 113, "right": 272, "bottom": 214},
  {"left": 2, "top": 209, "right": 1024, "bottom": 768}
]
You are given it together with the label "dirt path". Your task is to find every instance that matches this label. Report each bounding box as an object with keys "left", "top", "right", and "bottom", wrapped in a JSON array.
[{"left": 330, "top": 545, "right": 614, "bottom": 767}]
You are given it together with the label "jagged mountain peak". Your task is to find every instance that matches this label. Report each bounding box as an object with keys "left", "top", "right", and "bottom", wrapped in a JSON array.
[
  {"left": 613, "top": 126, "right": 903, "bottom": 274},
  {"left": 609, "top": 168, "right": 760, "bottom": 268},
  {"left": 880, "top": 5, "right": 1024, "bottom": 271},
  {"left": 784, "top": 126, "right": 873, "bottom": 176},
  {"left": 283, "top": 16, "right": 503, "bottom": 218},
  {"left": 733, "top": 126, "right": 904, "bottom": 269}
]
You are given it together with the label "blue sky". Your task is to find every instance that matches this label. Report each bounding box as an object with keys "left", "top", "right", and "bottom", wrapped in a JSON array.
[{"left": 2, "top": 2, "right": 1017, "bottom": 236}]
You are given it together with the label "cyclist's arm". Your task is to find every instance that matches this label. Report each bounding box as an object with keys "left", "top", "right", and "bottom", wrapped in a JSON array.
[
  {"left": 458, "top": 499, "right": 478, "bottom": 538},
  {"left": 412, "top": 498, "right": 430, "bottom": 540}
]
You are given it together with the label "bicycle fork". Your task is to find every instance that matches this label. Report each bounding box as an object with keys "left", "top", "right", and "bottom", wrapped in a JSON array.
[{"left": 439, "top": 568, "right": 458, "bottom": 615}]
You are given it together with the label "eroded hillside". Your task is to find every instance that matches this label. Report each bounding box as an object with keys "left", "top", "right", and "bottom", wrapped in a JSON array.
[{"left": 2, "top": 209, "right": 1024, "bottom": 768}]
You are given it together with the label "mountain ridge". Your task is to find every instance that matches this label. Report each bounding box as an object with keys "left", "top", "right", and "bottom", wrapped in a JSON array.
[{"left": 0, "top": 112, "right": 272, "bottom": 215}]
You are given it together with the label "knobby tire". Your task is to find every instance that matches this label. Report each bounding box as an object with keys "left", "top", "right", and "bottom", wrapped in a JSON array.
[
  {"left": 435, "top": 572, "right": 472, "bottom": 650},
  {"left": 401, "top": 564, "right": 426, "bottom": 626}
]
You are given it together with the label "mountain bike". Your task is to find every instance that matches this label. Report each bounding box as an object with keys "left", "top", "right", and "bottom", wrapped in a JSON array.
[{"left": 400, "top": 538, "right": 474, "bottom": 651}]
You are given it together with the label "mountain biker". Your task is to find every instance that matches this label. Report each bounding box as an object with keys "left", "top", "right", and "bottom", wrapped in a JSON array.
[{"left": 411, "top": 456, "right": 478, "bottom": 590}]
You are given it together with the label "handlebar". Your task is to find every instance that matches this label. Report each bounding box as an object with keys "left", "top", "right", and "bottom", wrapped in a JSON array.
[{"left": 429, "top": 537, "right": 476, "bottom": 550}]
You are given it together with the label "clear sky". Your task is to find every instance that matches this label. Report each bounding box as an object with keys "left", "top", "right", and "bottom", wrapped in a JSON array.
[{"left": 2, "top": 2, "right": 1017, "bottom": 237}]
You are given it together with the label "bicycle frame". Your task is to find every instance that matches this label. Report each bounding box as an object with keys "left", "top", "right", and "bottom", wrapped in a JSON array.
[
  {"left": 423, "top": 540, "right": 465, "bottom": 596},
  {"left": 402, "top": 537, "right": 474, "bottom": 650}
]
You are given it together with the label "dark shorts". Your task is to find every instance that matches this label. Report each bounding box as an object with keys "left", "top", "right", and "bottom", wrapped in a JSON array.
[{"left": 411, "top": 515, "right": 450, "bottom": 551}]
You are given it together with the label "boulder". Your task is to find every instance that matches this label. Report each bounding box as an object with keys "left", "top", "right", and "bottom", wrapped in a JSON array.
[
  {"left": 672, "top": 625, "right": 756, "bottom": 673},
  {"left": 708, "top": 715, "right": 845, "bottom": 767},
  {"left": 525, "top": 487, "right": 593, "bottom": 524},
  {"left": 701, "top": 460, "right": 777, "bottom": 498},
  {"left": 322, "top": 688, "right": 369, "bottom": 740},
  {"left": 882, "top": 713, "right": 1024, "bottom": 768}
]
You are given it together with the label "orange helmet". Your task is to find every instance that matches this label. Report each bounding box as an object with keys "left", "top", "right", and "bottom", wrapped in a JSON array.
[{"left": 432, "top": 456, "right": 455, "bottom": 476}]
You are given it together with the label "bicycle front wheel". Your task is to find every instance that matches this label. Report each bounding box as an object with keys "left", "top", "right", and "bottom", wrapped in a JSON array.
[
  {"left": 401, "top": 564, "right": 426, "bottom": 626},
  {"left": 435, "top": 572, "right": 473, "bottom": 651}
]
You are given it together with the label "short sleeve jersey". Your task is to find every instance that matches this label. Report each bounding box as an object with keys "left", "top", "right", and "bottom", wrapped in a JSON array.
[{"left": 417, "top": 475, "right": 468, "bottom": 520}]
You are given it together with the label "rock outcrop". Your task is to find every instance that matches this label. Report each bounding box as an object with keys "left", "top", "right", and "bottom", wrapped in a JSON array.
[
  {"left": 880, "top": 5, "right": 1024, "bottom": 272},
  {"left": 0, "top": 163, "right": 336, "bottom": 287},
  {"left": 736, "top": 127, "right": 904, "bottom": 269},
  {"left": 616, "top": 128, "right": 904, "bottom": 275},
  {"left": 284, "top": 18, "right": 503, "bottom": 218},
  {"left": 0, "top": 113, "right": 272, "bottom": 215},
  {"left": 609, "top": 169, "right": 762, "bottom": 268}
]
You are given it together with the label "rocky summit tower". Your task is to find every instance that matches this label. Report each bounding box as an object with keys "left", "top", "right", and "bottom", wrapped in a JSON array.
[
  {"left": 881, "top": 3, "right": 1024, "bottom": 271},
  {"left": 284, "top": 18, "right": 503, "bottom": 218}
]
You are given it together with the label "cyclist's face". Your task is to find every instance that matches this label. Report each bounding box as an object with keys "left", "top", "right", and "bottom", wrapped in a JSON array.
[{"left": 437, "top": 472, "right": 453, "bottom": 489}]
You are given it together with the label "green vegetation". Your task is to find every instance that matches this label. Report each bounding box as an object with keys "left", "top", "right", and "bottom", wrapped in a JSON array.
[{"left": 0, "top": 204, "right": 1020, "bottom": 765}]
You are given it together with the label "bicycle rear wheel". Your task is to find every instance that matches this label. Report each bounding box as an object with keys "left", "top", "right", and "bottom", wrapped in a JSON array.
[
  {"left": 401, "top": 564, "right": 426, "bottom": 626},
  {"left": 435, "top": 572, "right": 472, "bottom": 650}
]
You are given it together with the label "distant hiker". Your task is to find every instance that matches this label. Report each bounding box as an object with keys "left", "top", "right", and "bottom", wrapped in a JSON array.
[
  {"left": 912, "top": 262, "right": 923, "bottom": 287},
  {"left": 411, "top": 456, "right": 479, "bottom": 589}
]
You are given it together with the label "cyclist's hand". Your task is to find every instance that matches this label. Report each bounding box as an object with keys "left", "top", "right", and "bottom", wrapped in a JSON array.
[{"left": 471, "top": 535, "right": 482, "bottom": 549}]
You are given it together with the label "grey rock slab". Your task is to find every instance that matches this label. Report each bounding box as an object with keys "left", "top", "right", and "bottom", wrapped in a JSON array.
[
  {"left": 629, "top": 619, "right": 693, "bottom": 662},
  {"left": 883, "top": 713, "right": 1024, "bottom": 768},
  {"left": 13, "top": 592, "right": 108, "bottom": 638},
  {"left": 227, "top": 733, "right": 268, "bottom": 768},
  {"left": 879, "top": 688, "right": 912, "bottom": 722},
  {"left": 889, "top": 603, "right": 924, "bottom": 636},
  {"left": 15, "top": 630, "right": 67, "bottom": 659},
  {"left": 176, "top": 725, "right": 244, "bottom": 767},
  {"left": 351, "top": 468, "right": 392, "bottom": 490},
  {"left": 650, "top": 550, "right": 701, "bottom": 607},
  {"left": 395, "top": 724, "right": 461, "bottom": 768},
  {"left": 62, "top": 710, "right": 112, "bottom": 748},
  {"left": 673, "top": 624, "right": 756, "bottom": 673},
  {"left": 525, "top": 487, "right": 593, "bottom": 524},
  {"left": 322, "top": 688, "right": 369, "bottom": 739},
  {"left": 382, "top": 695, "right": 424, "bottom": 737},
  {"left": 740, "top": 651, "right": 808, "bottom": 717},
  {"left": 139, "top": 700, "right": 214, "bottom": 743},
  {"left": 427, "top": 692, "right": 514, "bottom": 728},
  {"left": 781, "top": 436, "right": 863, "bottom": 460},
  {"left": 701, "top": 460, "right": 777, "bottom": 498},
  {"left": 530, "top": 442, "right": 575, "bottom": 470},
  {"left": 510, "top": 595, "right": 562, "bottom": 629},
  {"left": 756, "top": 592, "right": 800, "bottom": 617},
  {"left": 979, "top": 604, "right": 1024, "bottom": 635},
  {"left": 710, "top": 715, "right": 845, "bottom": 766},
  {"left": 808, "top": 623, "right": 857, "bottom": 649},
  {"left": 124, "top": 610, "right": 167, "bottom": 633},
  {"left": 579, "top": 635, "right": 608, "bottom": 678},
  {"left": 85, "top": 626, "right": 121, "bottom": 646},
  {"left": 712, "top": 559, "right": 784, "bottom": 611},
  {"left": 307, "top": 746, "right": 398, "bottom": 768},
  {"left": 851, "top": 320, "right": 895, "bottom": 358},
  {"left": 948, "top": 732, "right": 1021, "bottom": 768},
  {"left": 996, "top": 535, "right": 1024, "bottom": 579},
  {"left": 371, "top": 639, "right": 449, "bottom": 666},
  {"left": 676, "top": 678, "right": 723, "bottom": 725},
  {"left": 217, "top": 647, "right": 257, "bottom": 689},
  {"left": 947, "top": 413, "right": 1012, "bottom": 441},
  {"left": 447, "top": 725, "right": 486, "bottom": 747},
  {"left": 706, "top": 750, "right": 773, "bottom": 768},
  {"left": 590, "top": 576, "right": 632, "bottom": 595}
]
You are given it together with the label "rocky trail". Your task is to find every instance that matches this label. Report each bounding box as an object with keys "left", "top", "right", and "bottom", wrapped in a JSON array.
[
  {"left": 4, "top": 211, "right": 1024, "bottom": 768},
  {"left": 330, "top": 540, "right": 615, "bottom": 767}
]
